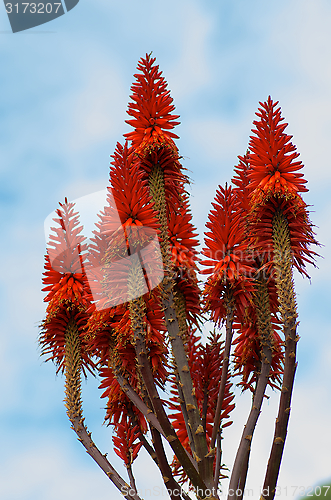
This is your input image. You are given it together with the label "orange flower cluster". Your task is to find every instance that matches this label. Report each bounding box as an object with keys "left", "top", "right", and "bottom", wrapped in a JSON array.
[
  {"left": 201, "top": 184, "right": 255, "bottom": 326},
  {"left": 247, "top": 96, "right": 319, "bottom": 278},
  {"left": 201, "top": 182, "right": 283, "bottom": 391},
  {"left": 40, "top": 200, "right": 94, "bottom": 375},
  {"left": 248, "top": 96, "right": 308, "bottom": 200},
  {"left": 201, "top": 97, "right": 318, "bottom": 392},
  {"left": 112, "top": 420, "right": 142, "bottom": 466},
  {"left": 125, "top": 53, "right": 180, "bottom": 150},
  {"left": 125, "top": 53, "right": 201, "bottom": 324},
  {"left": 85, "top": 143, "right": 169, "bottom": 435}
]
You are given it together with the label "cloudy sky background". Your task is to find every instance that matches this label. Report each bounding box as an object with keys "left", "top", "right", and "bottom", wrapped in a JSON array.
[{"left": 0, "top": 1, "right": 330, "bottom": 499}]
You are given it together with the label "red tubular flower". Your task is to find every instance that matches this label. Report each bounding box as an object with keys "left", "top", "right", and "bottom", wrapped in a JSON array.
[
  {"left": 232, "top": 153, "right": 254, "bottom": 214},
  {"left": 233, "top": 311, "right": 284, "bottom": 393},
  {"left": 86, "top": 142, "right": 162, "bottom": 310},
  {"left": 124, "top": 54, "right": 188, "bottom": 215},
  {"left": 202, "top": 185, "right": 254, "bottom": 282},
  {"left": 99, "top": 365, "right": 147, "bottom": 430},
  {"left": 248, "top": 96, "right": 308, "bottom": 201},
  {"left": 168, "top": 194, "right": 199, "bottom": 272},
  {"left": 108, "top": 142, "right": 161, "bottom": 232},
  {"left": 43, "top": 199, "right": 89, "bottom": 309},
  {"left": 247, "top": 97, "right": 319, "bottom": 277},
  {"left": 112, "top": 419, "right": 143, "bottom": 466},
  {"left": 124, "top": 53, "right": 180, "bottom": 151},
  {"left": 201, "top": 184, "right": 255, "bottom": 326},
  {"left": 40, "top": 200, "right": 94, "bottom": 375}
]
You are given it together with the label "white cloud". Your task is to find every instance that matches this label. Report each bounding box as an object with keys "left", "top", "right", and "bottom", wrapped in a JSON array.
[
  {"left": 166, "top": 1, "right": 214, "bottom": 98},
  {"left": 219, "top": 375, "right": 331, "bottom": 498},
  {"left": 67, "top": 55, "right": 128, "bottom": 152},
  {"left": 0, "top": 441, "right": 119, "bottom": 500},
  {"left": 186, "top": 116, "right": 249, "bottom": 164},
  {"left": 265, "top": 0, "right": 331, "bottom": 185}
]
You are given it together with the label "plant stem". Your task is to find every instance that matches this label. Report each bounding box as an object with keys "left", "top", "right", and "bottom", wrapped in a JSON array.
[
  {"left": 227, "top": 276, "right": 274, "bottom": 500},
  {"left": 127, "top": 465, "right": 138, "bottom": 495},
  {"left": 64, "top": 319, "right": 142, "bottom": 500},
  {"left": 151, "top": 426, "right": 191, "bottom": 500},
  {"left": 113, "top": 366, "right": 165, "bottom": 436},
  {"left": 129, "top": 394, "right": 193, "bottom": 500},
  {"left": 213, "top": 431, "right": 222, "bottom": 492},
  {"left": 174, "top": 368, "right": 196, "bottom": 453},
  {"left": 128, "top": 294, "right": 210, "bottom": 495},
  {"left": 260, "top": 210, "right": 298, "bottom": 500},
  {"left": 127, "top": 406, "right": 159, "bottom": 464},
  {"left": 149, "top": 163, "right": 213, "bottom": 488},
  {"left": 211, "top": 295, "right": 234, "bottom": 450},
  {"left": 236, "top": 451, "right": 249, "bottom": 500}
]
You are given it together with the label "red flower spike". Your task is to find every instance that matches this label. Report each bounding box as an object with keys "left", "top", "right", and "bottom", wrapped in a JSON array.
[
  {"left": 201, "top": 184, "right": 255, "bottom": 326},
  {"left": 248, "top": 96, "right": 308, "bottom": 203},
  {"left": 125, "top": 55, "right": 191, "bottom": 222},
  {"left": 40, "top": 200, "right": 94, "bottom": 375},
  {"left": 106, "top": 142, "right": 160, "bottom": 236},
  {"left": 246, "top": 98, "right": 319, "bottom": 279},
  {"left": 46, "top": 199, "right": 86, "bottom": 276},
  {"left": 81, "top": 140, "right": 170, "bottom": 429},
  {"left": 124, "top": 53, "right": 180, "bottom": 151},
  {"left": 233, "top": 314, "right": 284, "bottom": 393},
  {"left": 232, "top": 153, "right": 254, "bottom": 215},
  {"left": 86, "top": 142, "right": 162, "bottom": 310},
  {"left": 91, "top": 292, "right": 168, "bottom": 427}
]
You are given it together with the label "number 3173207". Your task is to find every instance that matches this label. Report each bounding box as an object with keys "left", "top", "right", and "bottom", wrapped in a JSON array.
[{"left": 5, "top": 3, "right": 62, "bottom": 14}]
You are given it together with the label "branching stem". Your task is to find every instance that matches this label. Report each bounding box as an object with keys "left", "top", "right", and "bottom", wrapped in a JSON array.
[
  {"left": 128, "top": 294, "right": 209, "bottom": 495},
  {"left": 64, "top": 319, "right": 142, "bottom": 500}
]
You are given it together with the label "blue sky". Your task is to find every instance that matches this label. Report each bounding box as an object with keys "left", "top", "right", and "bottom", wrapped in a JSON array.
[{"left": 0, "top": 1, "right": 330, "bottom": 499}]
